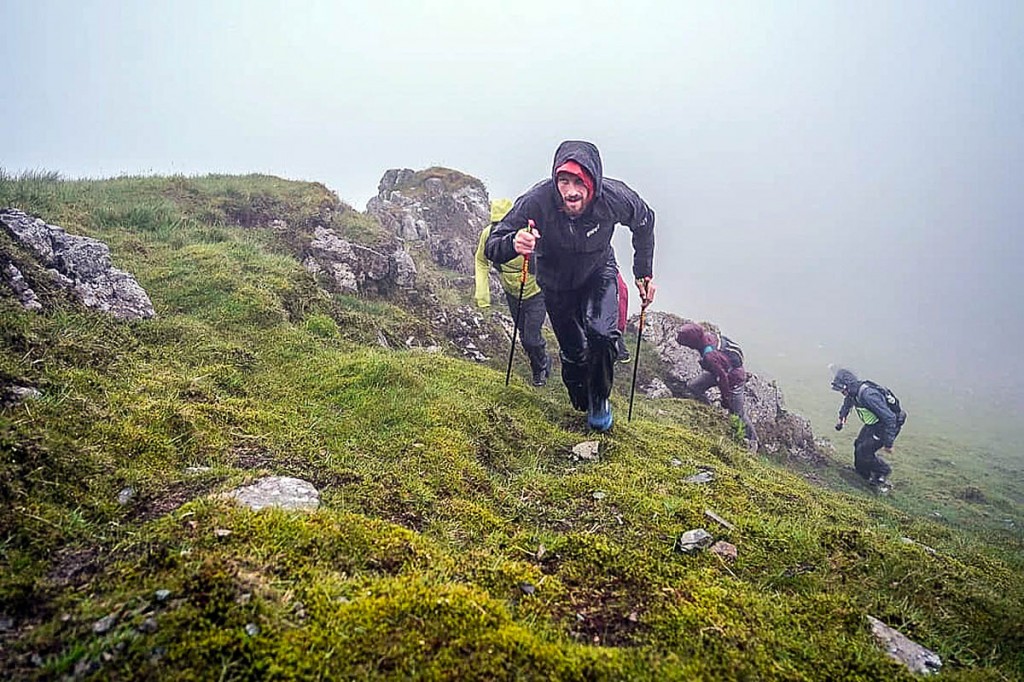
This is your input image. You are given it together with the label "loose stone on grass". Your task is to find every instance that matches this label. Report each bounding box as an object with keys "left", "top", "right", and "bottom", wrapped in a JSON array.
[
  {"left": 900, "top": 537, "right": 937, "bottom": 555},
  {"left": 2, "top": 385, "right": 41, "bottom": 408},
  {"left": 92, "top": 614, "right": 117, "bottom": 634},
  {"left": 223, "top": 476, "right": 320, "bottom": 512},
  {"left": 137, "top": 617, "right": 158, "bottom": 634},
  {"left": 867, "top": 615, "right": 942, "bottom": 675},
  {"left": 684, "top": 471, "right": 714, "bottom": 485},
  {"left": 571, "top": 440, "right": 600, "bottom": 461},
  {"left": 676, "top": 529, "right": 714, "bottom": 554},
  {"left": 711, "top": 540, "right": 738, "bottom": 562},
  {"left": 74, "top": 659, "right": 100, "bottom": 677}
]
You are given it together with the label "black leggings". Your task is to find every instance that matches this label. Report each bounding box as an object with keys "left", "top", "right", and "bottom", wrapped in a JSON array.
[
  {"left": 853, "top": 411, "right": 906, "bottom": 479},
  {"left": 505, "top": 291, "right": 548, "bottom": 374}
]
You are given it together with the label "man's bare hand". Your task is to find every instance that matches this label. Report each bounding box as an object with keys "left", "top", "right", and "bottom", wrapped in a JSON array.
[
  {"left": 636, "top": 277, "right": 656, "bottom": 307},
  {"left": 514, "top": 227, "right": 539, "bottom": 256}
]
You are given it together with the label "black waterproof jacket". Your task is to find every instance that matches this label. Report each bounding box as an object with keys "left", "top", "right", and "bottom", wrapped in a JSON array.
[
  {"left": 838, "top": 381, "right": 902, "bottom": 447},
  {"left": 484, "top": 140, "right": 655, "bottom": 292}
]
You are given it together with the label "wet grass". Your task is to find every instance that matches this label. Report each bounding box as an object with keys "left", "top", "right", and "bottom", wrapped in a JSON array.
[{"left": 0, "top": 172, "right": 1021, "bottom": 680}]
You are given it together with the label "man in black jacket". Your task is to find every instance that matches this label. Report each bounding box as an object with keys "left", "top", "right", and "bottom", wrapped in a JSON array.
[
  {"left": 485, "top": 140, "right": 656, "bottom": 431},
  {"left": 831, "top": 368, "right": 908, "bottom": 491}
]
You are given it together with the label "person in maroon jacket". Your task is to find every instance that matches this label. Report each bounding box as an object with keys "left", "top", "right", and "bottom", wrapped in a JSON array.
[{"left": 675, "top": 322, "right": 758, "bottom": 450}]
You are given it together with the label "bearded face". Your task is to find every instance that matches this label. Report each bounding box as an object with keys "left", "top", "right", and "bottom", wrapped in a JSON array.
[{"left": 556, "top": 171, "right": 590, "bottom": 217}]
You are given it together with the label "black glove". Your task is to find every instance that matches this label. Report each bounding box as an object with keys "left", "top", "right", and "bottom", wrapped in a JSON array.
[{"left": 834, "top": 422, "right": 843, "bottom": 431}]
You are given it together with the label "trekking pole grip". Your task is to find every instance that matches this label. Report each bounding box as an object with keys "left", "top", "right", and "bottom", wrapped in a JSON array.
[
  {"left": 505, "top": 219, "right": 535, "bottom": 387},
  {"left": 520, "top": 219, "right": 535, "bottom": 284}
]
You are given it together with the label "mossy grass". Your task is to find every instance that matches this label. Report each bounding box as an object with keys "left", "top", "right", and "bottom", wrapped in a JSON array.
[
  {"left": 401, "top": 167, "right": 485, "bottom": 197},
  {"left": 0, "top": 171, "right": 1021, "bottom": 679}
]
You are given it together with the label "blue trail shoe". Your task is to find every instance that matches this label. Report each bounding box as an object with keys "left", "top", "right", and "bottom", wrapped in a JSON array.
[{"left": 587, "top": 396, "right": 613, "bottom": 432}]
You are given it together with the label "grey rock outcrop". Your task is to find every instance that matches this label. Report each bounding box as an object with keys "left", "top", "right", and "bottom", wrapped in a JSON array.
[
  {"left": 2, "top": 262, "right": 42, "bottom": 310},
  {"left": 429, "top": 305, "right": 506, "bottom": 363},
  {"left": 303, "top": 224, "right": 415, "bottom": 295},
  {"left": 366, "top": 168, "right": 490, "bottom": 275},
  {"left": 0, "top": 208, "right": 155, "bottom": 320},
  {"left": 391, "top": 248, "right": 417, "bottom": 289},
  {"left": 636, "top": 311, "right": 822, "bottom": 462}
]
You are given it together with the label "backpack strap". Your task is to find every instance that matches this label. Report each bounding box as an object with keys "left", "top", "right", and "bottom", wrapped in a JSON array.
[
  {"left": 858, "top": 381, "right": 900, "bottom": 413},
  {"left": 718, "top": 335, "right": 744, "bottom": 368}
]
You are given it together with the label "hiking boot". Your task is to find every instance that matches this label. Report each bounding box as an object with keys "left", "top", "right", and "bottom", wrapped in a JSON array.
[
  {"left": 587, "top": 395, "right": 613, "bottom": 432},
  {"left": 531, "top": 355, "right": 551, "bottom": 387},
  {"left": 869, "top": 474, "right": 892, "bottom": 494},
  {"left": 616, "top": 336, "right": 631, "bottom": 363}
]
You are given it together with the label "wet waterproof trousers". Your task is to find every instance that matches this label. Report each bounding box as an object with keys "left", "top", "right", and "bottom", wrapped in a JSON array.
[
  {"left": 504, "top": 291, "right": 549, "bottom": 375},
  {"left": 543, "top": 256, "right": 620, "bottom": 412},
  {"left": 853, "top": 410, "right": 906, "bottom": 479},
  {"left": 686, "top": 371, "right": 759, "bottom": 442}
]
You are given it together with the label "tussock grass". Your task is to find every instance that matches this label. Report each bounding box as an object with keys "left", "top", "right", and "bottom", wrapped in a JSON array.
[{"left": 0, "top": 173, "right": 1021, "bottom": 679}]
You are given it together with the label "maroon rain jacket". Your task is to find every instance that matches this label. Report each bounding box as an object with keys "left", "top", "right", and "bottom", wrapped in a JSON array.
[{"left": 675, "top": 323, "right": 748, "bottom": 406}]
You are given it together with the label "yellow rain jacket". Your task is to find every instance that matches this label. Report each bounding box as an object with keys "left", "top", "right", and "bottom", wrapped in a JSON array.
[{"left": 474, "top": 198, "right": 541, "bottom": 308}]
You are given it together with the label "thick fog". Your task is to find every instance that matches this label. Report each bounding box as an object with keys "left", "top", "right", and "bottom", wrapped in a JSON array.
[{"left": 3, "top": 1, "right": 1022, "bottom": 423}]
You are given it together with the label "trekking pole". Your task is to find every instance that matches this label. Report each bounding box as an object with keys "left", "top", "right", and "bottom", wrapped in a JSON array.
[
  {"left": 505, "top": 220, "right": 535, "bottom": 386},
  {"left": 627, "top": 299, "right": 650, "bottom": 422}
]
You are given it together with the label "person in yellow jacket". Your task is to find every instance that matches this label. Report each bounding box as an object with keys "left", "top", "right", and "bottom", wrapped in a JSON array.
[{"left": 475, "top": 198, "right": 551, "bottom": 386}]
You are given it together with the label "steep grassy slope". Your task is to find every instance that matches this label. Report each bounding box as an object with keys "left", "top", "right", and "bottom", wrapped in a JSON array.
[
  {"left": 747, "top": 344, "right": 1024, "bottom": 536},
  {"left": 0, "top": 173, "right": 1021, "bottom": 680}
]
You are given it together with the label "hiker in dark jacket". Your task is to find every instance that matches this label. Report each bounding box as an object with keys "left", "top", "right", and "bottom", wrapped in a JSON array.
[
  {"left": 676, "top": 322, "right": 758, "bottom": 450},
  {"left": 485, "top": 140, "right": 656, "bottom": 432},
  {"left": 831, "top": 368, "right": 907, "bottom": 490}
]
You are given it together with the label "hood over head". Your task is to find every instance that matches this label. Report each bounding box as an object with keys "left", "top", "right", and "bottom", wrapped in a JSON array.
[
  {"left": 676, "top": 322, "right": 717, "bottom": 351},
  {"left": 552, "top": 140, "right": 604, "bottom": 200},
  {"left": 554, "top": 160, "right": 594, "bottom": 198},
  {"left": 831, "top": 368, "right": 859, "bottom": 392}
]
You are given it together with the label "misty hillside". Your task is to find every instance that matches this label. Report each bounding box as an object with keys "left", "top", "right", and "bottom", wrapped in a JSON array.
[{"left": 0, "top": 171, "right": 1022, "bottom": 680}]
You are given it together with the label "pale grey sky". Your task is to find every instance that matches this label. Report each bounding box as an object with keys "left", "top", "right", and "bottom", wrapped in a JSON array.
[{"left": 3, "top": 0, "right": 1023, "bottom": 413}]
